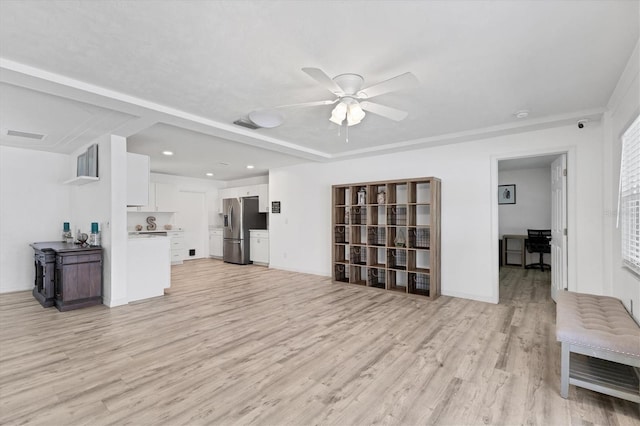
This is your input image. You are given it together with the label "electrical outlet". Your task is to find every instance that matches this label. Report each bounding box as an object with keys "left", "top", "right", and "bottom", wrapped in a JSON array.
[{"left": 189, "top": 249, "right": 195, "bottom": 256}]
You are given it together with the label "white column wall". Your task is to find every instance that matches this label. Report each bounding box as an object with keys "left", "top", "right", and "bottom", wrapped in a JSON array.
[{"left": 69, "top": 135, "right": 128, "bottom": 307}]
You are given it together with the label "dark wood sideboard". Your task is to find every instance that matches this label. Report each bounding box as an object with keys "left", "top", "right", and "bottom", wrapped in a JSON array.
[{"left": 30, "top": 242, "right": 103, "bottom": 311}]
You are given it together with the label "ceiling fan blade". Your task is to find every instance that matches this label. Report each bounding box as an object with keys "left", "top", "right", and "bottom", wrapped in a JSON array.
[
  {"left": 357, "top": 72, "right": 419, "bottom": 99},
  {"left": 275, "top": 99, "right": 338, "bottom": 108},
  {"left": 360, "top": 101, "right": 409, "bottom": 121},
  {"left": 302, "top": 67, "right": 344, "bottom": 95}
]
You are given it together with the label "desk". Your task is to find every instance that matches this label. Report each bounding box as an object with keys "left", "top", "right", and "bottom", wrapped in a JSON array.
[{"left": 502, "top": 234, "right": 527, "bottom": 268}]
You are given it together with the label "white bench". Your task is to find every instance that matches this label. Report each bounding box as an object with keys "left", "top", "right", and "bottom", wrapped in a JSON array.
[{"left": 556, "top": 291, "right": 640, "bottom": 403}]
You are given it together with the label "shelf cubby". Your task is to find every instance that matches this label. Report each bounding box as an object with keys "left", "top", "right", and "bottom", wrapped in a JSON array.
[
  {"left": 351, "top": 225, "right": 367, "bottom": 246},
  {"left": 368, "top": 184, "right": 388, "bottom": 205},
  {"left": 367, "top": 226, "right": 386, "bottom": 246},
  {"left": 388, "top": 270, "right": 407, "bottom": 293},
  {"left": 408, "top": 227, "right": 430, "bottom": 249},
  {"left": 335, "top": 206, "right": 349, "bottom": 225},
  {"left": 332, "top": 177, "right": 440, "bottom": 299},
  {"left": 350, "top": 265, "right": 367, "bottom": 286},
  {"left": 350, "top": 246, "right": 367, "bottom": 265},
  {"left": 334, "top": 244, "right": 349, "bottom": 263},
  {"left": 387, "top": 227, "right": 408, "bottom": 248},
  {"left": 334, "top": 225, "right": 349, "bottom": 244},
  {"left": 368, "top": 267, "right": 386, "bottom": 289},
  {"left": 367, "top": 247, "right": 386, "bottom": 268},
  {"left": 368, "top": 205, "right": 386, "bottom": 225},
  {"left": 334, "top": 263, "right": 349, "bottom": 282},
  {"left": 387, "top": 205, "right": 407, "bottom": 226},
  {"left": 334, "top": 186, "right": 349, "bottom": 206},
  {"left": 350, "top": 206, "right": 367, "bottom": 225},
  {"left": 408, "top": 272, "right": 430, "bottom": 296},
  {"left": 387, "top": 248, "right": 407, "bottom": 271}
]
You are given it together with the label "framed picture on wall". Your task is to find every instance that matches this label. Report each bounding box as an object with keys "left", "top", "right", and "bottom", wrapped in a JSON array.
[{"left": 498, "top": 184, "right": 516, "bottom": 204}]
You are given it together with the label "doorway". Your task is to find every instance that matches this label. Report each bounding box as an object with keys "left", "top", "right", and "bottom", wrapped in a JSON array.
[{"left": 495, "top": 152, "right": 568, "bottom": 302}]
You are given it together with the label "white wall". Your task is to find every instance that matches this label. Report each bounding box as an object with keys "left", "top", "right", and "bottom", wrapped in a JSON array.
[
  {"left": 269, "top": 123, "right": 604, "bottom": 303},
  {"left": 0, "top": 146, "right": 71, "bottom": 293},
  {"left": 603, "top": 39, "right": 639, "bottom": 322},
  {"left": 499, "top": 167, "right": 552, "bottom": 265},
  {"left": 498, "top": 168, "right": 551, "bottom": 236},
  {"left": 0, "top": 137, "right": 129, "bottom": 306}
]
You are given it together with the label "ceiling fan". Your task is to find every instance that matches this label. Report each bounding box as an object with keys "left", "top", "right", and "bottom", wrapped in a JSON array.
[
  {"left": 242, "top": 68, "right": 419, "bottom": 136},
  {"left": 285, "top": 67, "right": 419, "bottom": 127}
]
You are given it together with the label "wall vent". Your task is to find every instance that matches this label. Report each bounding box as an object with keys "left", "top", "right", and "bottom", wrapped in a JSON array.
[
  {"left": 6, "top": 129, "right": 46, "bottom": 140},
  {"left": 233, "top": 119, "right": 261, "bottom": 130}
]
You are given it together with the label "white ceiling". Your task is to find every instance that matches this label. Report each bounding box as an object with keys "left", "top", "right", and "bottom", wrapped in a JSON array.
[{"left": 0, "top": 0, "right": 638, "bottom": 180}]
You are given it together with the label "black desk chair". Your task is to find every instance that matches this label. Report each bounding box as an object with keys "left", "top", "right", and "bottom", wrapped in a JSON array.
[{"left": 525, "top": 229, "right": 551, "bottom": 271}]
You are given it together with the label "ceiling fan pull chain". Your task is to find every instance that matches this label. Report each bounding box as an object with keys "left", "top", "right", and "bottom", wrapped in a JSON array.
[{"left": 345, "top": 122, "right": 349, "bottom": 143}]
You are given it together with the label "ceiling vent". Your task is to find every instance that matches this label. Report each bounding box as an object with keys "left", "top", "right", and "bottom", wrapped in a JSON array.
[
  {"left": 6, "top": 129, "right": 46, "bottom": 140},
  {"left": 233, "top": 119, "right": 261, "bottom": 130}
]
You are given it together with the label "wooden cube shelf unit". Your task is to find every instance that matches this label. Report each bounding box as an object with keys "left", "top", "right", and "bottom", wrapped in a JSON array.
[{"left": 332, "top": 177, "right": 441, "bottom": 299}]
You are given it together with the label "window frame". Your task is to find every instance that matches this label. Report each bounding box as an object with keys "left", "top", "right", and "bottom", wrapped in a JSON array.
[{"left": 619, "top": 114, "right": 640, "bottom": 276}]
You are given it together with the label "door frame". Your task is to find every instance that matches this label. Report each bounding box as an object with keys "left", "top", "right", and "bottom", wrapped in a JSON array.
[{"left": 490, "top": 146, "right": 577, "bottom": 303}]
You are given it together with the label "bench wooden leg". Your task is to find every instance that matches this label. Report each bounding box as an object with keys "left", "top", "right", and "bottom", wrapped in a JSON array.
[{"left": 560, "top": 342, "right": 570, "bottom": 398}]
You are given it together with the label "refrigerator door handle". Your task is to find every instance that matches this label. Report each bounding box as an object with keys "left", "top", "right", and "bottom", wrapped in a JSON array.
[{"left": 229, "top": 205, "right": 233, "bottom": 234}]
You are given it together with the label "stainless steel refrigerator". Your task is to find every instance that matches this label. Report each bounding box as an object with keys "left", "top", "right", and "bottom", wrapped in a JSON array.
[{"left": 223, "top": 196, "right": 266, "bottom": 264}]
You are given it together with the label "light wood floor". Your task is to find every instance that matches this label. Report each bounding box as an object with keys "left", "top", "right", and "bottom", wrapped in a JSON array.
[{"left": 1, "top": 260, "right": 638, "bottom": 425}]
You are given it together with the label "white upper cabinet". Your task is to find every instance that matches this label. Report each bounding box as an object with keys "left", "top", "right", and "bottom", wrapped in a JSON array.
[
  {"left": 218, "top": 184, "right": 269, "bottom": 213},
  {"left": 133, "top": 182, "right": 179, "bottom": 212},
  {"left": 126, "top": 153, "right": 150, "bottom": 207},
  {"left": 257, "top": 184, "right": 268, "bottom": 213}
]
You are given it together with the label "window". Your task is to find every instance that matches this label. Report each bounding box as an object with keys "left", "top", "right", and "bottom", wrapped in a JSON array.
[{"left": 620, "top": 114, "right": 640, "bottom": 275}]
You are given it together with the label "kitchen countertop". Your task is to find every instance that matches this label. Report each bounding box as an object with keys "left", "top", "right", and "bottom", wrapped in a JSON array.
[
  {"left": 127, "top": 229, "right": 183, "bottom": 235},
  {"left": 128, "top": 234, "right": 170, "bottom": 239}
]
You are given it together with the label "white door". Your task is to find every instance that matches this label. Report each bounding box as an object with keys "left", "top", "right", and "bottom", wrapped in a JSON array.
[
  {"left": 550, "top": 154, "right": 567, "bottom": 301},
  {"left": 176, "top": 191, "right": 207, "bottom": 260}
]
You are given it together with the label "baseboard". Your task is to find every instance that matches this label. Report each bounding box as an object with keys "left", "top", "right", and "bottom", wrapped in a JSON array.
[
  {"left": 442, "top": 289, "right": 498, "bottom": 304},
  {"left": 103, "top": 296, "right": 128, "bottom": 308},
  {"left": 267, "top": 263, "right": 329, "bottom": 278}
]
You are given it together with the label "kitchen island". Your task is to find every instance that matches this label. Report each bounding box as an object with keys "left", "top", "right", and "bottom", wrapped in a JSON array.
[
  {"left": 127, "top": 234, "right": 171, "bottom": 302},
  {"left": 30, "top": 242, "right": 103, "bottom": 311}
]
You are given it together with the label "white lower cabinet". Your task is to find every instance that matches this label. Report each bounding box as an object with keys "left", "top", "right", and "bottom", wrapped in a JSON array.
[
  {"left": 209, "top": 228, "right": 223, "bottom": 258},
  {"left": 167, "top": 230, "right": 185, "bottom": 264},
  {"left": 249, "top": 230, "right": 269, "bottom": 265}
]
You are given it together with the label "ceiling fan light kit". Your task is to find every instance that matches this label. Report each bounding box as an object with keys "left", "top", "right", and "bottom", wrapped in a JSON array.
[
  {"left": 300, "top": 67, "right": 419, "bottom": 133},
  {"left": 329, "top": 102, "right": 348, "bottom": 125}
]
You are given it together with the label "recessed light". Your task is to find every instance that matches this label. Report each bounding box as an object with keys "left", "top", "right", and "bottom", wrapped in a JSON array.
[
  {"left": 246, "top": 165, "right": 254, "bottom": 169},
  {"left": 162, "top": 151, "right": 173, "bottom": 156},
  {"left": 206, "top": 172, "right": 214, "bottom": 177},
  {"left": 515, "top": 110, "right": 529, "bottom": 119}
]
